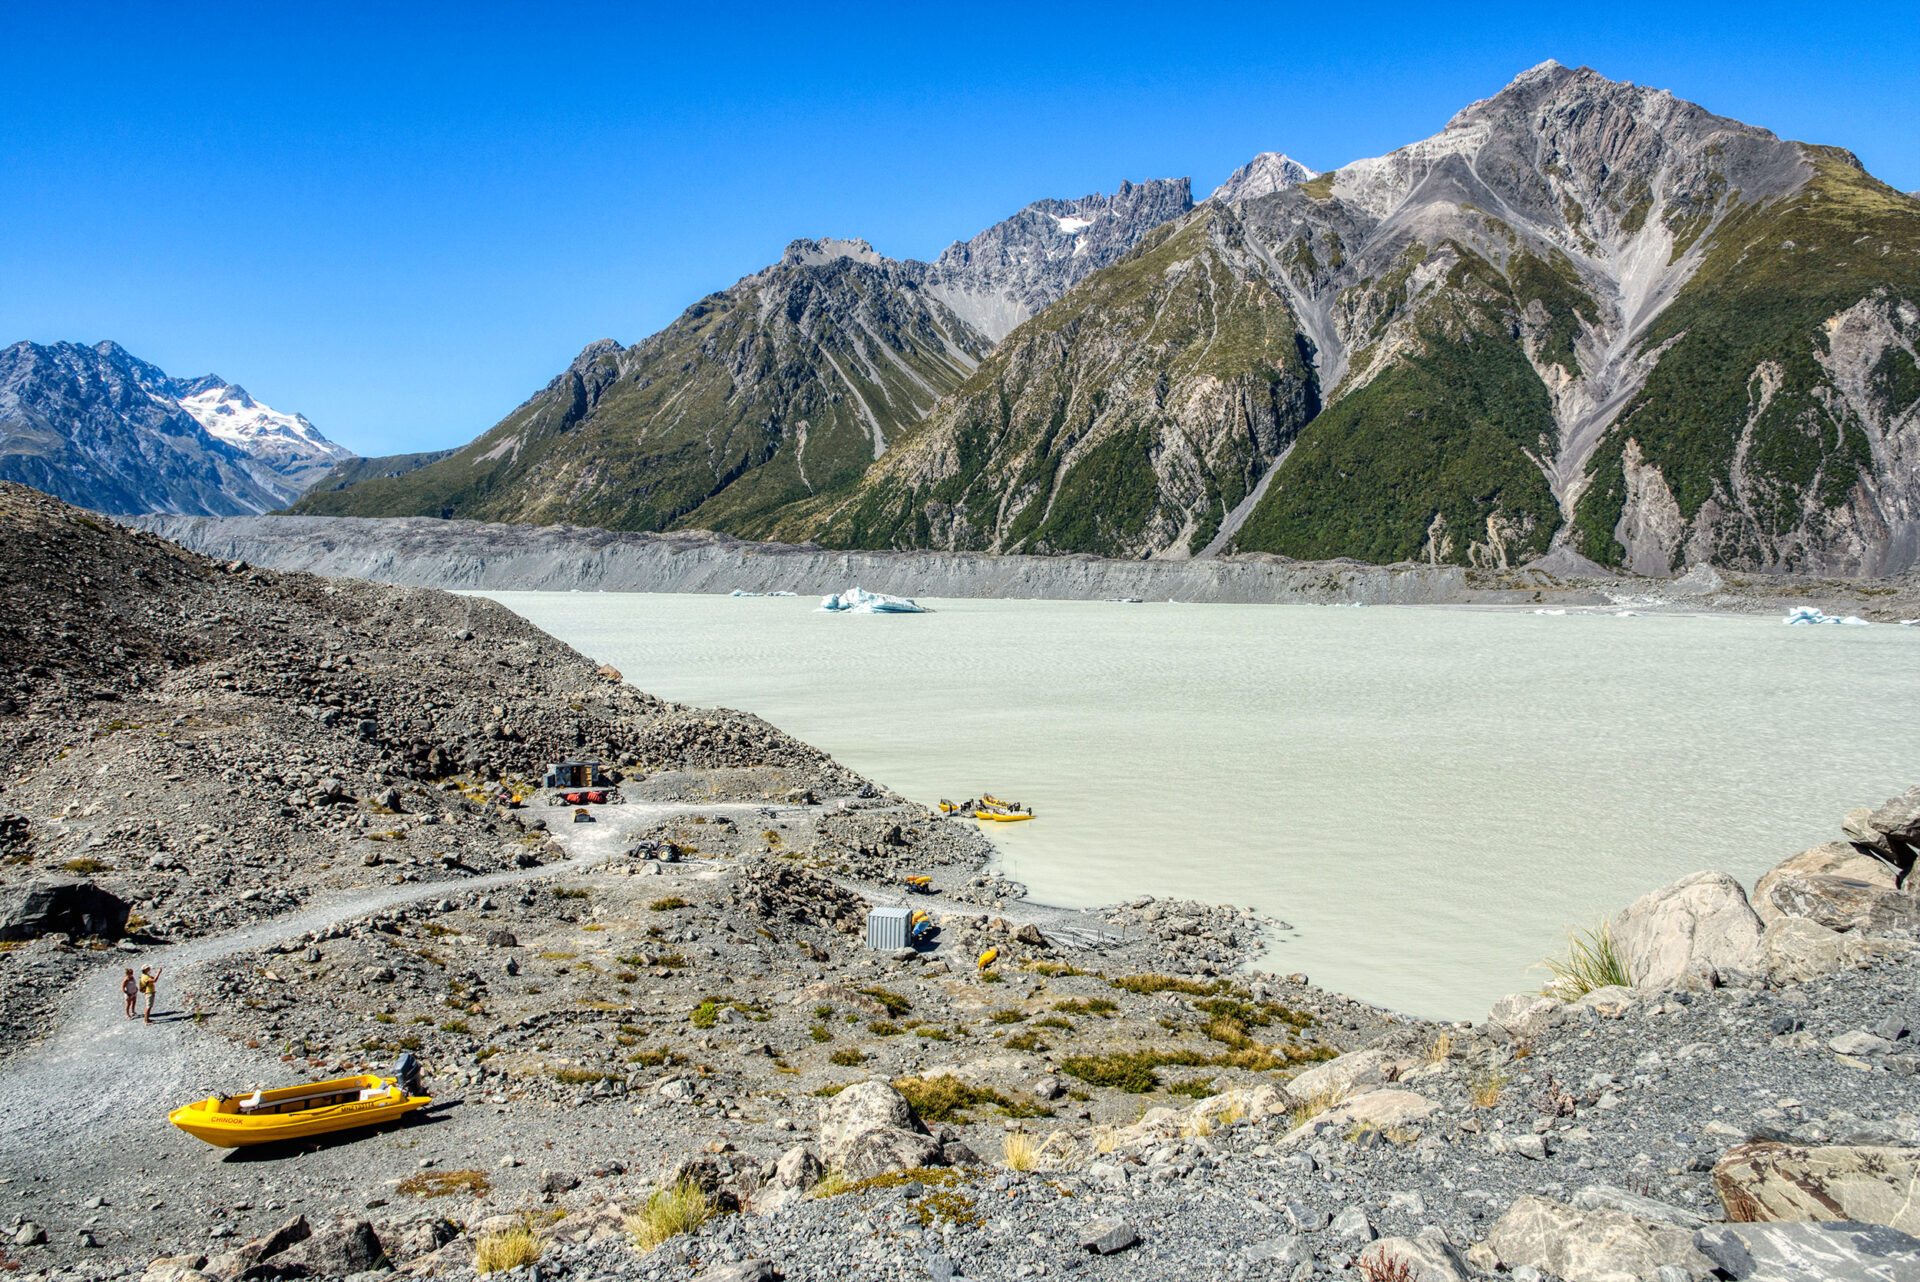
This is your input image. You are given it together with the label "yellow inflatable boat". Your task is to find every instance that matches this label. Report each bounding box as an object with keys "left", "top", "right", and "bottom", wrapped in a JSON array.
[
  {"left": 973, "top": 809, "right": 1032, "bottom": 822},
  {"left": 168, "top": 1073, "right": 429, "bottom": 1147}
]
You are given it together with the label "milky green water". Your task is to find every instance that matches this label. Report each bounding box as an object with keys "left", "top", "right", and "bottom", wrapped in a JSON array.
[{"left": 474, "top": 592, "right": 1920, "bottom": 1020}]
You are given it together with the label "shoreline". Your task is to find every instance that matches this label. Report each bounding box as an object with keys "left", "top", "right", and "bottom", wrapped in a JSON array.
[{"left": 127, "top": 512, "right": 1920, "bottom": 621}]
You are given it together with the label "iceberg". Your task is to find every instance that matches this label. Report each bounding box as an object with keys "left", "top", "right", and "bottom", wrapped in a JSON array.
[
  {"left": 1784, "top": 606, "right": 1869, "bottom": 626},
  {"left": 819, "top": 586, "right": 929, "bottom": 614}
]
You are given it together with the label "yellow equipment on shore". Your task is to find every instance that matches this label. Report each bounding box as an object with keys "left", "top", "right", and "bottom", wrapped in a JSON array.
[
  {"left": 904, "top": 875, "right": 933, "bottom": 893},
  {"left": 973, "top": 810, "right": 1032, "bottom": 822},
  {"left": 168, "top": 1073, "right": 429, "bottom": 1148},
  {"left": 977, "top": 947, "right": 999, "bottom": 970}
]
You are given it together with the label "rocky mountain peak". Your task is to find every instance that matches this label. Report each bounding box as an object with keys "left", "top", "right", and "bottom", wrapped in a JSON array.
[
  {"left": 781, "top": 238, "right": 886, "bottom": 269},
  {"left": 1209, "top": 152, "right": 1317, "bottom": 203}
]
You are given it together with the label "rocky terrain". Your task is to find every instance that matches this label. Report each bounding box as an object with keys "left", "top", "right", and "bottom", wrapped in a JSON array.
[
  {"left": 3, "top": 483, "right": 1920, "bottom": 1282},
  {"left": 130, "top": 511, "right": 1920, "bottom": 620},
  {"left": 0, "top": 342, "right": 349, "bottom": 516}
]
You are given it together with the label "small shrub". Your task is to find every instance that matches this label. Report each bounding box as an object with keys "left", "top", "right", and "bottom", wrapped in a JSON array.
[
  {"left": 536, "top": 951, "right": 576, "bottom": 961},
  {"left": 1034, "top": 1016, "right": 1073, "bottom": 1031},
  {"left": 858, "top": 987, "right": 912, "bottom": 1016},
  {"left": 1539, "top": 920, "right": 1628, "bottom": 999},
  {"left": 1426, "top": 1032, "right": 1453, "bottom": 1063},
  {"left": 1471, "top": 1068, "right": 1508, "bottom": 1109},
  {"left": 1003, "top": 1030, "right": 1049, "bottom": 1053},
  {"left": 691, "top": 1002, "right": 719, "bottom": 1029},
  {"left": 813, "top": 1004, "right": 835, "bottom": 1019},
  {"left": 894, "top": 1074, "right": 1049, "bottom": 1123},
  {"left": 1108, "top": 974, "right": 1229, "bottom": 997},
  {"left": 1359, "top": 1252, "right": 1416, "bottom": 1282},
  {"left": 551, "top": 1067, "right": 608, "bottom": 1085},
  {"left": 979, "top": 972, "right": 1004, "bottom": 984},
  {"left": 62, "top": 857, "right": 110, "bottom": 875},
  {"left": 474, "top": 1225, "right": 541, "bottom": 1274},
  {"left": 650, "top": 897, "right": 689, "bottom": 912},
  {"left": 989, "top": 1009, "right": 1028, "bottom": 1024},
  {"left": 626, "top": 1180, "right": 712, "bottom": 1251},
  {"left": 813, "top": 1083, "right": 849, "bottom": 1098},
  {"left": 829, "top": 1048, "right": 866, "bottom": 1067},
  {"left": 440, "top": 1020, "right": 469, "bottom": 1034},
  {"left": 397, "top": 1168, "right": 490, "bottom": 1198},
  {"left": 913, "top": 1026, "right": 949, "bottom": 1041},
  {"left": 1167, "top": 1076, "right": 1217, "bottom": 1101},
  {"left": 868, "top": 1020, "right": 902, "bottom": 1036},
  {"left": 552, "top": 888, "right": 590, "bottom": 900},
  {"left": 1053, "top": 998, "right": 1118, "bottom": 1016},
  {"left": 1180, "top": 1110, "right": 1214, "bottom": 1137},
  {"left": 810, "top": 1025, "right": 832, "bottom": 1043},
  {"left": 811, "top": 1171, "right": 853, "bottom": 1198}
]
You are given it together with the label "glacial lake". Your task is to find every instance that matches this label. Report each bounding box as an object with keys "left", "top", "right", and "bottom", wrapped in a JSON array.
[{"left": 475, "top": 591, "right": 1920, "bottom": 1020}]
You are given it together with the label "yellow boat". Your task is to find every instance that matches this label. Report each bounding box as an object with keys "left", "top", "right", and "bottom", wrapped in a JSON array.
[
  {"left": 168, "top": 1073, "right": 429, "bottom": 1148},
  {"left": 973, "top": 809, "right": 1032, "bottom": 822}
]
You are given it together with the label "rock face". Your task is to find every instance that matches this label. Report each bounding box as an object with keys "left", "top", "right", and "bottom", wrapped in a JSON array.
[
  {"left": 0, "top": 340, "right": 347, "bottom": 515},
  {"left": 0, "top": 878, "right": 129, "bottom": 941},
  {"left": 1752, "top": 842, "right": 1919, "bottom": 933},
  {"left": 1476, "top": 1194, "right": 1713, "bottom": 1282},
  {"left": 817, "top": 1080, "right": 940, "bottom": 1177},
  {"left": 1713, "top": 1142, "right": 1920, "bottom": 1233},
  {"left": 291, "top": 182, "right": 1190, "bottom": 537},
  {"left": 1610, "top": 871, "right": 1764, "bottom": 988},
  {"left": 1695, "top": 1220, "right": 1920, "bottom": 1279},
  {"left": 1209, "top": 153, "right": 1318, "bottom": 204}
]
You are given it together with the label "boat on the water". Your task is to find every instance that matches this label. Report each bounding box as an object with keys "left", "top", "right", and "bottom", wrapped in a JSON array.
[
  {"left": 168, "top": 1070, "right": 429, "bottom": 1147},
  {"left": 974, "top": 809, "right": 1032, "bottom": 822}
]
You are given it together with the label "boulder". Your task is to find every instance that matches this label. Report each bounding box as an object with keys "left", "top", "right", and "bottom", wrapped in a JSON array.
[
  {"left": 269, "top": 1220, "right": 386, "bottom": 1278},
  {"left": 1866, "top": 785, "right": 1920, "bottom": 844},
  {"left": 1076, "top": 1218, "right": 1139, "bottom": 1255},
  {"left": 1487, "top": 993, "right": 1561, "bottom": 1041},
  {"left": 697, "top": 1261, "right": 778, "bottom": 1282},
  {"left": 1359, "top": 1237, "right": 1471, "bottom": 1282},
  {"left": 772, "top": 1145, "right": 823, "bottom": 1191},
  {"left": 1752, "top": 842, "right": 1919, "bottom": 933},
  {"left": 1013, "top": 923, "right": 1050, "bottom": 948},
  {"left": 1571, "top": 1185, "right": 1705, "bottom": 1229},
  {"left": 0, "top": 877, "right": 130, "bottom": 941},
  {"left": 1762, "top": 918, "right": 1849, "bottom": 985},
  {"left": 819, "top": 1080, "right": 917, "bottom": 1162},
  {"left": 1284, "top": 1089, "right": 1435, "bottom": 1143},
  {"left": 1285, "top": 1048, "right": 1390, "bottom": 1101},
  {"left": 1695, "top": 1221, "right": 1920, "bottom": 1279},
  {"left": 1712, "top": 1142, "right": 1920, "bottom": 1233},
  {"left": 1610, "top": 871, "right": 1763, "bottom": 990},
  {"left": 1477, "top": 1195, "right": 1714, "bottom": 1282},
  {"left": 836, "top": 1126, "right": 943, "bottom": 1179},
  {"left": 1573, "top": 985, "right": 1641, "bottom": 1018}
]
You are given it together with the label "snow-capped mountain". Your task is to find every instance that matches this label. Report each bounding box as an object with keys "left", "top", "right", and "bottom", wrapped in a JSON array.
[
  {"left": 0, "top": 340, "right": 351, "bottom": 515},
  {"left": 173, "top": 378, "right": 350, "bottom": 492},
  {"left": 1208, "top": 153, "right": 1317, "bottom": 203}
]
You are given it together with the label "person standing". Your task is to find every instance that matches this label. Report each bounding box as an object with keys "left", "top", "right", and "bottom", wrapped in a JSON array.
[
  {"left": 138, "top": 965, "right": 162, "bottom": 1023},
  {"left": 121, "top": 968, "right": 139, "bottom": 1020}
]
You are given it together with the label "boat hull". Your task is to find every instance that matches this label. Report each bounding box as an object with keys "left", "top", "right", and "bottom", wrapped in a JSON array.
[{"left": 168, "top": 1074, "right": 430, "bottom": 1147}]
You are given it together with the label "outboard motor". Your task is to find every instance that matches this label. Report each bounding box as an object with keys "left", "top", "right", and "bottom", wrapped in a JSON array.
[{"left": 394, "top": 1051, "right": 422, "bottom": 1097}]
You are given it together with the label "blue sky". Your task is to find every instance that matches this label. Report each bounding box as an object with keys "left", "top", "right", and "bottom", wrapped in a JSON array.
[{"left": 3, "top": 2, "right": 1916, "bottom": 457}]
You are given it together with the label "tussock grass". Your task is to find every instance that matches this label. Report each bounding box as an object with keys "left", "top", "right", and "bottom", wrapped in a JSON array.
[
  {"left": 1287, "top": 1086, "right": 1348, "bottom": 1131},
  {"left": 810, "top": 1171, "right": 853, "bottom": 1198},
  {"left": 1093, "top": 1127, "right": 1118, "bottom": 1155},
  {"left": 1425, "top": 1032, "right": 1453, "bottom": 1063},
  {"left": 1471, "top": 1068, "right": 1509, "bottom": 1109},
  {"left": 829, "top": 1048, "right": 866, "bottom": 1066},
  {"left": 474, "top": 1224, "right": 542, "bottom": 1274},
  {"left": 1539, "top": 921, "right": 1629, "bottom": 999},
  {"left": 396, "top": 1168, "right": 489, "bottom": 1198},
  {"left": 895, "top": 1074, "right": 1050, "bottom": 1123},
  {"left": 625, "top": 1181, "right": 713, "bottom": 1251},
  {"left": 1002, "top": 1132, "right": 1039, "bottom": 1171}
]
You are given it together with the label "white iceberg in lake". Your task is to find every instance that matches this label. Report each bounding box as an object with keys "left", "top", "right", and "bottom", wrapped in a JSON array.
[
  {"left": 819, "top": 586, "right": 929, "bottom": 614},
  {"left": 1785, "top": 606, "right": 1869, "bottom": 626}
]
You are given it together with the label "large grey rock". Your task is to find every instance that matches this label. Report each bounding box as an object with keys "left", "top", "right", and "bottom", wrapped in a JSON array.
[
  {"left": 1752, "top": 842, "right": 1918, "bottom": 933},
  {"left": 1285, "top": 1048, "right": 1390, "bottom": 1101},
  {"left": 819, "top": 1080, "right": 924, "bottom": 1171},
  {"left": 697, "top": 1261, "right": 778, "bottom": 1282},
  {"left": 1712, "top": 1142, "right": 1920, "bottom": 1233},
  {"left": 1695, "top": 1221, "right": 1920, "bottom": 1280},
  {"left": 0, "top": 877, "right": 130, "bottom": 941},
  {"left": 1611, "top": 871, "right": 1763, "bottom": 990},
  {"left": 269, "top": 1220, "right": 385, "bottom": 1278},
  {"left": 1479, "top": 1194, "right": 1714, "bottom": 1282},
  {"left": 1487, "top": 993, "right": 1561, "bottom": 1040},
  {"left": 1572, "top": 1184, "right": 1706, "bottom": 1229},
  {"left": 1076, "top": 1217, "right": 1139, "bottom": 1255},
  {"left": 1866, "top": 785, "right": 1920, "bottom": 844},
  {"left": 837, "top": 1126, "right": 943, "bottom": 1179},
  {"left": 1360, "top": 1237, "right": 1471, "bottom": 1282},
  {"left": 1762, "top": 918, "right": 1850, "bottom": 984}
]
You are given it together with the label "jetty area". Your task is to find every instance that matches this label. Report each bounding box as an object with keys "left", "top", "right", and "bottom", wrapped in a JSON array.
[{"left": 3, "top": 480, "right": 1919, "bottom": 1282}]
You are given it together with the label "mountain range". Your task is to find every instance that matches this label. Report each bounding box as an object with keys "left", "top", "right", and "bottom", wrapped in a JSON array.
[
  {"left": 0, "top": 341, "right": 350, "bottom": 515},
  {"left": 23, "top": 63, "right": 1920, "bottom": 576}
]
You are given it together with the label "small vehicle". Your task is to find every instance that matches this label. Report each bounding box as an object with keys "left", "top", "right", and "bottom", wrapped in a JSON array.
[
  {"left": 572, "top": 807, "right": 593, "bottom": 823},
  {"left": 168, "top": 1067, "right": 428, "bottom": 1148}
]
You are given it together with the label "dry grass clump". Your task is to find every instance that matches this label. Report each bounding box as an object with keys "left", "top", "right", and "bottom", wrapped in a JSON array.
[
  {"left": 474, "top": 1223, "right": 542, "bottom": 1274},
  {"left": 626, "top": 1180, "right": 713, "bottom": 1251},
  {"left": 1471, "top": 1067, "right": 1509, "bottom": 1109},
  {"left": 810, "top": 1170, "right": 854, "bottom": 1199},
  {"left": 1287, "top": 1086, "right": 1348, "bottom": 1131},
  {"left": 1539, "top": 920, "right": 1628, "bottom": 999},
  {"left": 1002, "top": 1131, "right": 1039, "bottom": 1171},
  {"left": 1425, "top": 1032, "right": 1452, "bottom": 1064},
  {"left": 895, "top": 1074, "right": 1050, "bottom": 1122},
  {"left": 396, "top": 1168, "right": 490, "bottom": 1199},
  {"left": 1093, "top": 1127, "right": 1119, "bottom": 1155}
]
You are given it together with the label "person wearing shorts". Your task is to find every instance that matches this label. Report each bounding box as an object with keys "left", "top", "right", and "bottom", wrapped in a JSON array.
[
  {"left": 138, "top": 965, "right": 162, "bottom": 1023},
  {"left": 121, "top": 968, "right": 139, "bottom": 1020}
]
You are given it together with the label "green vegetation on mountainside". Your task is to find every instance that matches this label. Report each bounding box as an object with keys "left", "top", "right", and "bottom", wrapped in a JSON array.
[
  {"left": 1573, "top": 157, "right": 1920, "bottom": 568},
  {"left": 776, "top": 210, "right": 1317, "bottom": 558},
  {"left": 1231, "top": 330, "right": 1560, "bottom": 564},
  {"left": 294, "top": 261, "right": 984, "bottom": 533}
]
